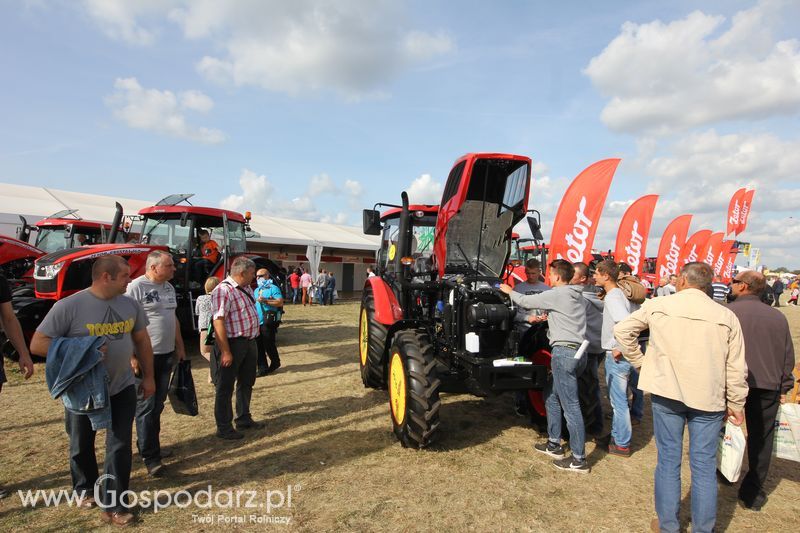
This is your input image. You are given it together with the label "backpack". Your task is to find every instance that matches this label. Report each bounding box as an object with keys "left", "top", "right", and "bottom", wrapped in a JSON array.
[{"left": 617, "top": 273, "right": 647, "bottom": 304}]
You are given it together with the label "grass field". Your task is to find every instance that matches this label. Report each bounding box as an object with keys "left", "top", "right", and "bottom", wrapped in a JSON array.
[{"left": 1, "top": 301, "right": 798, "bottom": 532}]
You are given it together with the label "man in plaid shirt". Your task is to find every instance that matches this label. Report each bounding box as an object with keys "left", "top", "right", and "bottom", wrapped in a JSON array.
[{"left": 211, "top": 256, "right": 262, "bottom": 439}]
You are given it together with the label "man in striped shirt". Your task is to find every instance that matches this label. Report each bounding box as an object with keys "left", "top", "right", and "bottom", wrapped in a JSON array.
[
  {"left": 711, "top": 276, "right": 730, "bottom": 302},
  {"left": 211, "top": 256, "right": 262, "bottom": 439}
]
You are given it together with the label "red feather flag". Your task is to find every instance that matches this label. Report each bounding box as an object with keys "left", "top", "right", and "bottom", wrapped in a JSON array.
[
  {"left": 548, "top": 159, "right": 620, "bottom": 272},
  {"left": 614, "top": 194, "right": 659, "bottom": 277},
  {"left": 726, "top": 188, "right": 747, "bottom": 236},
  {"left": 654, "top": 214, "right": 692, "bottom": 285},
  {"left": 736, "top": 189, "right": 755, "bottom": 235},
  {"left": 679, "top": 229, "right": 713, "bottom": 268}
]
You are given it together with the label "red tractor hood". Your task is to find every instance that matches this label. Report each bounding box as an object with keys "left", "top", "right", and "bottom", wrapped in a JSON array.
[{"left": 0, "top": 234, "right": 44, "bottom": 264}]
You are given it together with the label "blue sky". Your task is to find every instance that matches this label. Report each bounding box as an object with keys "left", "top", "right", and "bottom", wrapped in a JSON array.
[{"left": 1, "top": 0, "right": 798, "bottom": 267}]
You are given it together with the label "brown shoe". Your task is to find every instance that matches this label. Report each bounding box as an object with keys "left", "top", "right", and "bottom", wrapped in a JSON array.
[
  {"left": 608, "top": 443, "right": 632, "bottom": 457},
  {"left": 650, "top": 517, "right": 660, "bottom": 532},
  {"left": 100, "top": 511, "right": 135, "bottom": 527},
  {"left": 78, "top": 496, "right": 96, "bottom": 509}
]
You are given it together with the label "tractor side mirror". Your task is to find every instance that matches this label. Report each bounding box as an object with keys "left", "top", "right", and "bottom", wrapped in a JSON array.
[
  {"left": 64, "top": 224, "right": 75, "bottom": 240},
  {"left": 527, "top": 216, "right": 543, "bottom": 241},
  {"left": 180, "top": 212, "right": 189, "bottom": 227},
  {"left": 362, "top": 209, "right": 382, "bottom": 235}
]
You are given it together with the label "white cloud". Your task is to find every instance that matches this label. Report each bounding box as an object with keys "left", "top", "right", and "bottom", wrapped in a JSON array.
[
  {"left": 406, "top": 173, "right": 442, "bottom": 204},
  {"left": 179, "top": 90, "right": 214, "bottom": 112},
  {"left": 307, "top": 174, "right": 337, "bottom": 197},
  {"left": 221, "top": 168, "right": 361, "bottom": 224},
  {"left": 79, "top": 1, "right": 454, "bottom": 98},
  {"left": 343, "top": 179, "right": 363, "bottom": 197},
  {"left": 82, "top": 0, "right": 175, "bottom": 46},
  {"left": 585, "top": 0, "right": 800, "bottom": 134},
  {"left": 106, "top": 77, "right": 225, "bottom": 144},
  {"left": 645, "top": 130, "right": 800, "bottom": 189},
  {"left": 220, "top": 168, "right": 273, "bottom": 212}
]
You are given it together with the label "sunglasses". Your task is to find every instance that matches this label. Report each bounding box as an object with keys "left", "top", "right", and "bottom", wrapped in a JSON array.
[{"left": 731, "top": 279, "right": 746, "bottom": 285}]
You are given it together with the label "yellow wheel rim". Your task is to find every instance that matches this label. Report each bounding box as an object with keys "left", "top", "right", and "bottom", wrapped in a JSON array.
[
  {"left": 389, "top": 350, "right": 406, "bottom": 425},
  {"left": 359, "top": 308, "right": 369, "bottom": 366}
]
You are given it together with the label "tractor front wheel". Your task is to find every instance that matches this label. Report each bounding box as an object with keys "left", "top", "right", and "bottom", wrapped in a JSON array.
[
  {"left": 387, "top": 330, "right": 441, "bottom": 448},
  {"left": 359, "top": 287, "right": 388, "bottom": 389}
]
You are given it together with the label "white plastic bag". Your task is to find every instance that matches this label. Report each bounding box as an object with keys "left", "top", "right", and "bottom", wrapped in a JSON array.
[
  {"left": 774, "top": 403, "right": 800, "bottom": 462},
  {"left": 717, "top": 421, "right": 746, "bottom": 482}
]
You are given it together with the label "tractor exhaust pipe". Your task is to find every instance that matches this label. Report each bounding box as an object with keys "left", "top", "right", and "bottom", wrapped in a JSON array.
[
  {"left": 107, "top": 202, "right": 123, "bottom": 244},
  {"left": 397, "top": 192, "right": 412, "bottom": 316},
  {"left": 17, "top": 215, "right": 31, "bottom": 243}
]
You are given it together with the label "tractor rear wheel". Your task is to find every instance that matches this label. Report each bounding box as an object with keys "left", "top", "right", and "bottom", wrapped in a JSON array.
[
  {"left": 387, "top": 329, "right": 441, "bottom": 448},
  {"left": 359, "top": 287, "right": 388, "bottom": 389}
]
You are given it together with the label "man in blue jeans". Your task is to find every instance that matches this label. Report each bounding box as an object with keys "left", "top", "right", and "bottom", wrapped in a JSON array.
[
  {"left": 614, "top": 262, "right": 747, "bottom": 533},
  {"left": 126, "top": 250, "right": 186, "bottom": 477},
  {"left": 594, "top": 260, "right": 640, "bottom": 456},
  {"left": 501, "top": 259, "right": 589, "bottom": 473}
]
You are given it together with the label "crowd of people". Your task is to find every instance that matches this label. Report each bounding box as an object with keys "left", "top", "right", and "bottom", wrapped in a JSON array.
[
  {"left": 0, "top": 250, "right": 797, "bottom": 530},
  {"left": 501, "top": 257, "right": 797, "bottom": 532}
]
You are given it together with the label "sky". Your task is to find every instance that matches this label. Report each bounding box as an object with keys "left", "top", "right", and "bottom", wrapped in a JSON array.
[{"left": 1, "top": 0, "right": 798, "bottom": 268}]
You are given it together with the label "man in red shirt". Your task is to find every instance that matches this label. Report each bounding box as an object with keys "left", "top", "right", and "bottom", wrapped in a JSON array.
[{"left": 288, "top": 268, "right": 300, "bottom": 304}]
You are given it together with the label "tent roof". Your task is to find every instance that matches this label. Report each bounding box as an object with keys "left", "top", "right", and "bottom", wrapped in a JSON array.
[{"left": 0, "top": 182, "right": 379, "bottom": 251}]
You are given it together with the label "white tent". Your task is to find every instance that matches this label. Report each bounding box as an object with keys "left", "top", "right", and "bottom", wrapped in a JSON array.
[{"left": 0, "top": 182, "right": 380, "bottom": 252}]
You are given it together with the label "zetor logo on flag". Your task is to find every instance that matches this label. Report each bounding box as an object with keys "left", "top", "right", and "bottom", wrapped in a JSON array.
[
  {"left": 560, "top": 196, "right": 594, "bottom": 263},
  {"left": 549, "top": 159, "right": 620, "bottom": 269},
  {"left": 614, "top": 194, "right": 658, "bottom": 276}
]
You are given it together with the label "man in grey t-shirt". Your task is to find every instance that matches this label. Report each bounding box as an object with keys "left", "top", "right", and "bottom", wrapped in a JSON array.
[
  {"left": 126, "top": 250, "right": 185, "bottom": 477},
  {"left": 31, "top": 256, "right": 154, "bottom": 527}
]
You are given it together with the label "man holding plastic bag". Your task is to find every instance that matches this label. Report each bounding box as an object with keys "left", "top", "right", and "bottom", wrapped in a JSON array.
[{"left": 728, "top": 271, "right": 796, "bottom": 511}]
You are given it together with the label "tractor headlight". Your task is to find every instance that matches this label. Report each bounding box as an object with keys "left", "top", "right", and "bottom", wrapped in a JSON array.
[{"left": 35, "top": 262, "right": 64, "bottom": 280}]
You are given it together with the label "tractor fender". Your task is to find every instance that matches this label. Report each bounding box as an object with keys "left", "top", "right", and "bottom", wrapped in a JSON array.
[
  {"left": 365, "top": 276, "right": 403, "bottom": 326},
  {"left": 382, "top": 319, "right": 430, "bottom": 365}
]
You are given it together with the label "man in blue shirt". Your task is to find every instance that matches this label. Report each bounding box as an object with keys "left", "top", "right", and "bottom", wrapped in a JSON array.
[{"left": 254, "top": 269, "right": 284, "bottom": 376}]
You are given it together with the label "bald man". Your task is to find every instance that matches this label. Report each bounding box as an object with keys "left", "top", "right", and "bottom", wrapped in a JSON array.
[{"left": 728, "top": 270, "right": 796, "bottom": 511}]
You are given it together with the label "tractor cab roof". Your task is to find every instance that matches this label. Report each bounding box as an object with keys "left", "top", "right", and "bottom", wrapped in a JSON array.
[
  {"left": 380, "top": 205, "right": 438, "bottom": 222},
  {"left": 140, "top": 194, "right": 247, "bottom": 224},
  {"left": 34, "top": 209, "right": 112, "bottom": 230}
]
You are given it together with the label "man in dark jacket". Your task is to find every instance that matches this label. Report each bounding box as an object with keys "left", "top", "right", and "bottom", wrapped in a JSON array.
[
  {"left": 771, "top": 277, "right": 784, "bottom": 307},
  {"left": 728, "top": 270, "right": 795, "bottom": 510}
]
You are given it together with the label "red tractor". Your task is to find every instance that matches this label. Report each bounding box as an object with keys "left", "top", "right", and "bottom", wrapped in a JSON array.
[
  {"left": 358, "top": 153, "right": 596, "bottom": 448},
  {"left": 4, "top": 194, "right": 283, "bottom": 360},
  {"left": 0, "top": 206, "right": 126, "bottom": 288}
]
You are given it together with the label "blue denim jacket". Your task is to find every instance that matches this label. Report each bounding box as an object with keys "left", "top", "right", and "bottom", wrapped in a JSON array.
[{"left": 45, "top": 336, "right": 111, "bottom": 430}]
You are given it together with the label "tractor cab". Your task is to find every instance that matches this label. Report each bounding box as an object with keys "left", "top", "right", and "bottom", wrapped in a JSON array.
[
  {"left": 25, "top": 210, "right": 124, "bottom": 253},
  {"left": 138, "top": 194, "right": 249, "bottom": 292},
  {"left": 365, "top": 205, "right": 438, "bottom": 279}
]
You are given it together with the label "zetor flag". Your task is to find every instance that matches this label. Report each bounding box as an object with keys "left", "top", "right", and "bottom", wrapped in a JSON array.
[
  {"left": 549, "top": 158, "right": 620, "bottom": 268},
  {"left": 713, "top": 240, "right": 735, "bottom": 277},
  {"left": 614, "top": 194, "right": 659, "bottom": 276},
  {"left": 654, "top": 214, "right": 692, "bottom": 285},
  {"left": 679, "top": 229, "right": 713, "bottom": 268},
  {"left": 726, "top": 188, "right": 747, "bottom": 236},
  {"left": 721, "top": 250, "right": 738, "bottom": 283},
  {"left": 700, "top": 232, "right": 725, "bottom": 266},
  {"left": 736, "top": 189, "right": 755, "bottom": 235}
]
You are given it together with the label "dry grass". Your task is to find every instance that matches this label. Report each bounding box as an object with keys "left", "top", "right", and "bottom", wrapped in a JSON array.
[{"left": 1, "top": 301, "right": 799, "bottom": 532}]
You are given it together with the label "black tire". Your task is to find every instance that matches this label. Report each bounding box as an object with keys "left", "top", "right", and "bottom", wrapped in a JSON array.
[
  {"left": 387, "top": 329, "right": 441, "bottom": 448},
  {"left": 358, "top": 287, "right": 388, "bottom": 389}
]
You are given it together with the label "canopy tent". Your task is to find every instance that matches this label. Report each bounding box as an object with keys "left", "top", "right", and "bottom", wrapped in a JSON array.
[{"left": 0, "top": 182, "right": 380, "bottom": 252}]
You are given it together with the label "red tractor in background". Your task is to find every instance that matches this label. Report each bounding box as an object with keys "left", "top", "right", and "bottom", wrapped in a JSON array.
[
  {"left": 358, "top": 153, "right": 595, "bottom": 448},
  {"left": 3, "top": 194, "right": 283, "bottom": 360},
  {"left": 0, "top": 206, "right": 126, "bottom": 288}
]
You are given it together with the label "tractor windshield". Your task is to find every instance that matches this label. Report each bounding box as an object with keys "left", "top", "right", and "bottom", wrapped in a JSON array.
[
  {"left": 140, "top": 217, "right": 192, "bottom": 254},
  {"left": 444, "top": 158, "right": 529, "bottom": 277},
  {"left": 35, "top": 226, "right": 106, "bottom": 253},
  {"left": 380, "top": 214, "right": 436, "bottom": 273}
]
